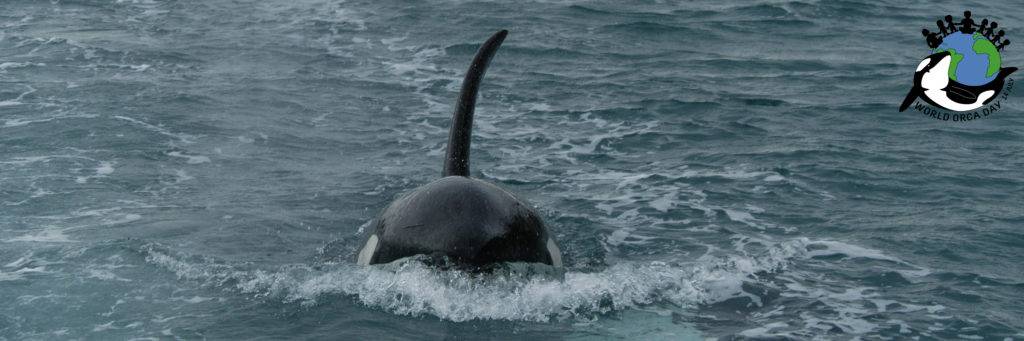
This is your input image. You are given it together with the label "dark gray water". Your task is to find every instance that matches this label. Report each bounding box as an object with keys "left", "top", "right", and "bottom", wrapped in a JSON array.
[{"left": 2, "top": 1, "right": 1022, "bottom": 340}]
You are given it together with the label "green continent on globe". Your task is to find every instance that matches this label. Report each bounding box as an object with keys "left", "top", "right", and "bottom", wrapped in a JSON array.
[
  {"left": 972, "top": 33, "right": 1001, "bottom": 78},
  {"left": 933, "top": 32, "right": 1002, "bottom": 86},
  {"left": 938, "top": 48, "right": 964, "bottom": 81}
]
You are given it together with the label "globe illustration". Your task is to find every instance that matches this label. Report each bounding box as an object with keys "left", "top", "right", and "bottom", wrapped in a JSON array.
[{"left": 933, "top": 32, "right": 1002, "bottom": 86}]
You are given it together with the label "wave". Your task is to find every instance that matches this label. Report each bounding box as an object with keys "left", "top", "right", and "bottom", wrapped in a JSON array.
[{"left": 135, "top": 236, "right": 914, "bottom": 324}]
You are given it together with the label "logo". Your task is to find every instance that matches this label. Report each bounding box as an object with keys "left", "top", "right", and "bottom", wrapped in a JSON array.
[{"left": 899, "top": 11, "right": 1016, "bottom": 122}]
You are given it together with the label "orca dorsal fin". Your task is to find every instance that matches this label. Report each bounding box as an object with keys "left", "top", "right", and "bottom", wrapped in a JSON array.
[{"left": 443, "top": 30, "right": 508, "bottom": 177}]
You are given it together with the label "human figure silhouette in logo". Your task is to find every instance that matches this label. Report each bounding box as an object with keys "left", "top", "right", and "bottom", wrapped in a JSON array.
[
  {"left": 992, "top": 30, "right": 1005, "bottom": 45},
  {"left": 923, "top": 29, "right": 943, "bottom": 48},
  {"left": 978, "top": 19, "right": 989, "bottom": 36},
  {"left": 997, "top": 40, "right": 1010, "bottom": 51},
  {"left": 985, "top": 22, "right": 998, "bottom": 39},
  {"left": 945, "top": 15, "right": 958, "bottom": 33},
  {"left": 922, "top": 29, "right": 943, "bottom": 48},
  {"left": 959, "top": 11, "right": 976, "bottom": 34},
  {"left": 936, "top": 20, "right": 950, "bottom": 36}
]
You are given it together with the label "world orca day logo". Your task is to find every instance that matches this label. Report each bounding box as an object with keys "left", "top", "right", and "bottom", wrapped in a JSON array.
[{"left": 899, "top": 11, "right": 1016, "bottom": 122}]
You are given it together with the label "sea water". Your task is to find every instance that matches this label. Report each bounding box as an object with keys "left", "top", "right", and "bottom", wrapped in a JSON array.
[{"left": 1, "top": 1, "right": 1022, "bottom": 340}]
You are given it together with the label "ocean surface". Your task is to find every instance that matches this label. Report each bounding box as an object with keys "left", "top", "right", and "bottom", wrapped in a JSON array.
[{"left": 2, "top": 1, "right": 1023, "bottom": 340}]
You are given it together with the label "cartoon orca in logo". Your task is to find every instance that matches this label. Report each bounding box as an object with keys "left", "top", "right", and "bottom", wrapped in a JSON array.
[
  {"left": 356, "top": 30, "right": 563, "bottom": 269},
  {"left": 899, "top": 51, "right": 1017, "bottom": 112}
]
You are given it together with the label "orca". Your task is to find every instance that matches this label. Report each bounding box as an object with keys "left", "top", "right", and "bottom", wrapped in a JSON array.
[
  {"left": 356, "top": 30, "right": 563, "bottom": 269},
  {"left": 899, "top": 51, "right": 1017, "bottom": 112}
]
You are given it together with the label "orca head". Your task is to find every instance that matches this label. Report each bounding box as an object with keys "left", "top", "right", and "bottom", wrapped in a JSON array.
[
  {"left": 900, "top": 51, "right": 952, "bottom": 111},
  {"left": 358, "top": 176, "right": 562, "bottom": 269},
  {"left": 918, "top": 51, "right": 952, "bottom": 91}
]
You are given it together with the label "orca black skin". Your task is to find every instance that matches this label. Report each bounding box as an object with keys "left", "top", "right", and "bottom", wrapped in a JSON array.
[
  {"left": 900, "top": 51, "right": 1017, "bottom": 112},
  {"left": 944, "top": 68, "right": 1016, "bottom": 104},
  {"left": 356, "top": 30, "right": 563, "bottom": 268}
]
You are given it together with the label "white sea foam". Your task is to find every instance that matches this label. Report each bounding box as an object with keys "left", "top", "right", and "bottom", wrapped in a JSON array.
[
  {"left": 96, "top": 161, "right": 115, "bottom": 175},
  {"left": 173, "top": 169, "right": 193, "bottom": 183},
  {"left": 86, "top": 268, "right": 130, "bottom": 282},
  {"left": 0, "top": 155, "right": 63, "bottom": 165},
  {"left": 728, "top": 238, "right": 942, "bottom": 338},
  {"left": 0, "top": 61, "right": 45, "bottom": 71},
  {"left": 99, "top": 213, "right": 142, "bottom": 226},
  {"left": 806, "top": 240, "right": 898, "bottom": 262},
  {"left": 92, "top": 321, "right": 118, "bottom": 332},
  {"left": 525, "top": 103, "right": 553, "bottom": 112},
  {"left": 140, "top": 236, "right": 836, "bottom": 323},
  {"left": 73, "top": 160, "right": 116, "bottom": 184},
  {"left": 167, "top": 151, "right": 210, "bottom": 164},
  {"left": 543, "top": 119, "right": 659, "bottom": 158},
  {"left": 7, "top": 227, "right": 74, "bottom": 243},
  {"left": 804, "top": 240, "right": 930, "bottom": 277},
  {"left": 171, "top": 296, "right": 217, "bottom": 304},
  {"left": 146, "top": 251, "right": 703, "bottom": 322},
  {"left": 0, "top": 85, "right": 36, "bottom": 108},
  {"left": 0, "top": 270, "right": 24, "bottom": 282},
  {"left": 3, "top": 117, "right": 53, "bottom": 126},
  {"left": 722, "top": 209, "right": 757, "bottom": 227},
  {"left": 3, "top": 112, "right": 97, "bottom": 127},
  {"left": 679, "top": 167, "right": 784, "bottom": 182},
  {"left": 381, "top": 46, "right": 451, "bottom": 97},
  {"left": 114, "top": 116, "right": 197, "bottom": 144}
]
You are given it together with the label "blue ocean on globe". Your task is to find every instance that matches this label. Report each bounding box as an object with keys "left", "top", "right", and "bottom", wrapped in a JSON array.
[{"left": 933, "top": 32, "right": 1001, "bottom": 86}]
